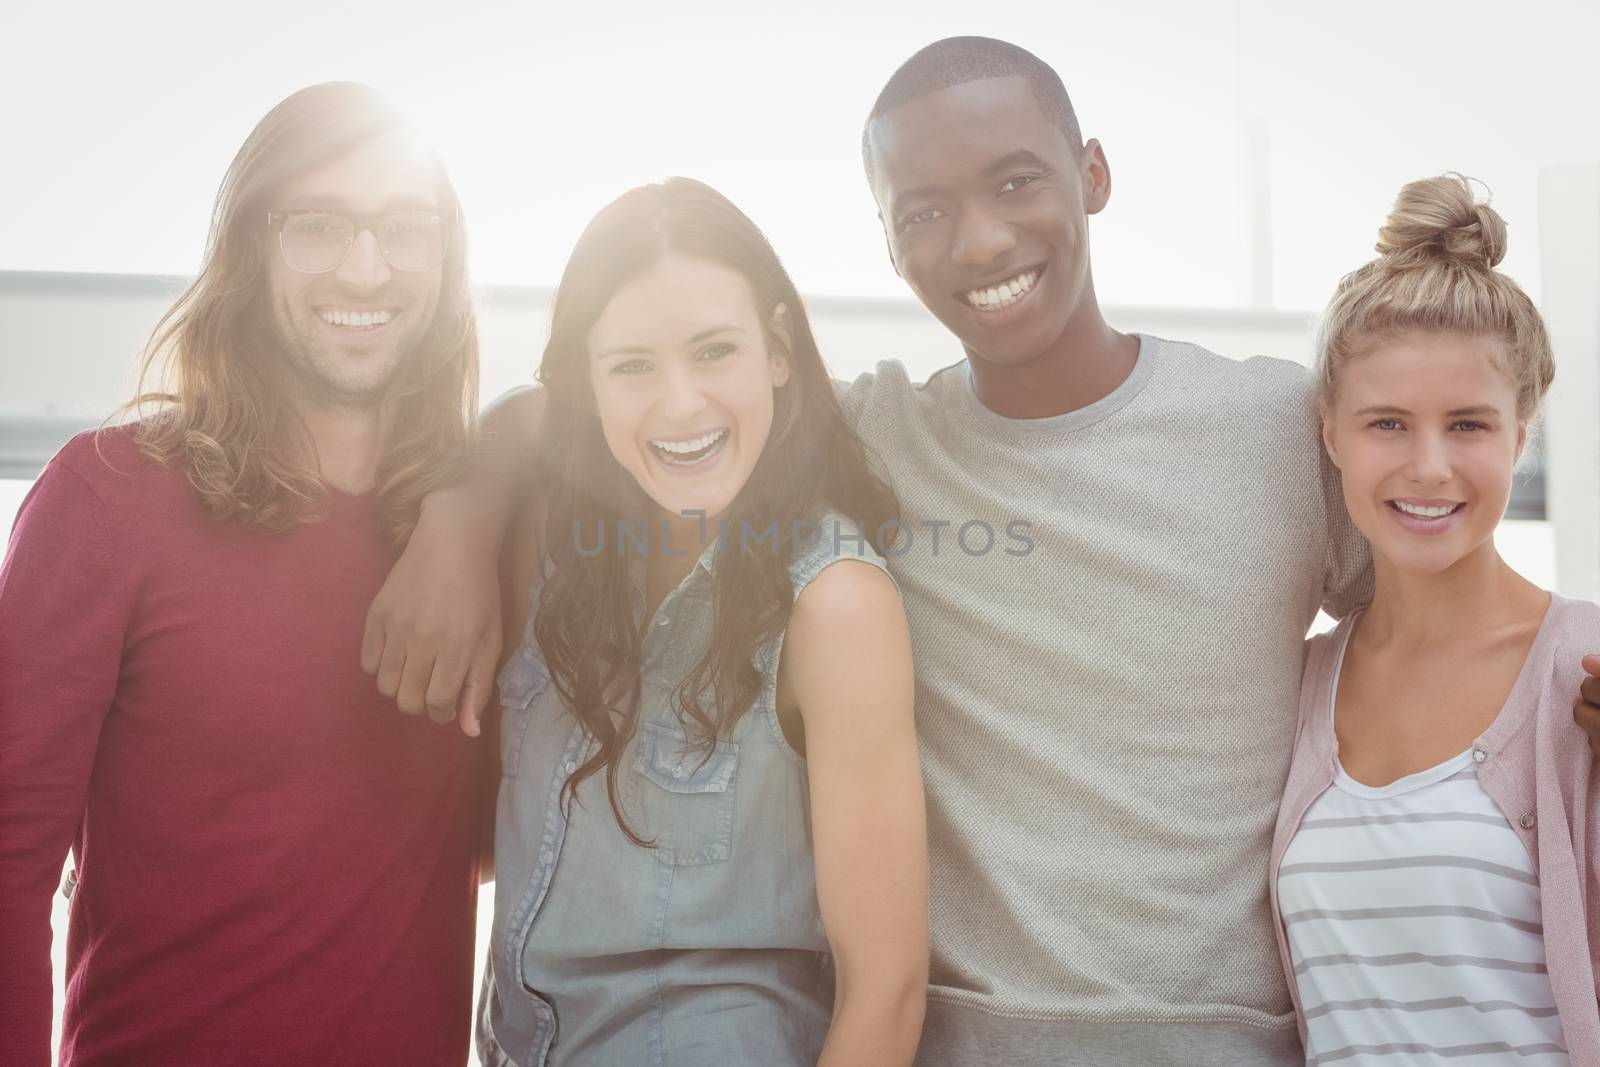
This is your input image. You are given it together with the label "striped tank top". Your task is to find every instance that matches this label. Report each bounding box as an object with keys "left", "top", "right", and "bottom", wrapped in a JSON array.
[{"left": 1279, "top": 749, "right": 1570, "bottom": 1065}]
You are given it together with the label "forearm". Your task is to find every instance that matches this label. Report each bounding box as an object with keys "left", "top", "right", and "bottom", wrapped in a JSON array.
[
  {"left": 819, "top": 972, "right": 927, "bottom": 1067},
  {"left": 364, "top": 386, "right": 547, "bottom": 727}
]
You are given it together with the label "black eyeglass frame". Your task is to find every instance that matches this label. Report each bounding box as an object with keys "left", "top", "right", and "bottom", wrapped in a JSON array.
[{"left": 264, "top": 208, "right": 458, "bottom": 274}]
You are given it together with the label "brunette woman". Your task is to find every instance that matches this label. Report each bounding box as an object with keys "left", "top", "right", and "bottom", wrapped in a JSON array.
[{"left": 478, "top": 178, "right": 928, "bottom": 1067}]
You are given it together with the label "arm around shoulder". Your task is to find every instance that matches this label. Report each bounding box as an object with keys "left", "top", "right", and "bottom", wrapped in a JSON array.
[
  {"left": 361, "top": 386, "right": 547, "bottom": 736},
  {"left": 784, "top": 560, "right": 928, "bottom": 1066}
]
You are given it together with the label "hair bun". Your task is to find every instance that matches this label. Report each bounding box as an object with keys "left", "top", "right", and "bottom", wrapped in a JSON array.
[{"left": 1374, "top": 174, "right": 1507, "bottom": 269}]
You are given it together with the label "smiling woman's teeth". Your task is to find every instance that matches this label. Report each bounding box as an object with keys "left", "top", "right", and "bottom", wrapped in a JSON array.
[
  {"left": 1393, "top": 502, "right": 1460, "bottom": 518},
  {"left": 651, "top": 429, "right": 728, "bottom": 466},
  {"left": 318, "top": 309, "right": 392, "bottom": 329},
  {"left": 966, "top": 269, "right": 1040, "bottom": 310}
]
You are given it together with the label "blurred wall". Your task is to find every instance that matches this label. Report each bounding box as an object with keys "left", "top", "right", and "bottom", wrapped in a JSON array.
[
  {"left": 1539, "top": 163, "right": 1600, "bottom": 599},
  {"left": 0, "top": 268, "right": 1335, "bottom": 462}
]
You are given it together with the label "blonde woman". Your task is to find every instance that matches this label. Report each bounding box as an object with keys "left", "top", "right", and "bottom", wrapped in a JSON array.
[{"left": 1270, "top": 176, "right": 1599, "bottom": 1064}]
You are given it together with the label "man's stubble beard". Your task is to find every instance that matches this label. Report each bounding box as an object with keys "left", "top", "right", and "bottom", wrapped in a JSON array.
[{"left": 270, "top": 296, "right": 433, "bottom": 413}]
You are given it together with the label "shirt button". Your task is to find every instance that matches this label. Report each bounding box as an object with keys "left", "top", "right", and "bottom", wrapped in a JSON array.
[
  {"left": 672, "top": 765, "right": 684, "bottom": 778},
  {"left": 1471, "top": 747, "right": 1487, "bottom": 764},
  {"left": 539, "top": 848, "right": 554, "bottom": 865},
  {"left": 656, "top": 615, "right": 670, "bottom": 626},
  {"left": 1520, "top": 812, "right": 1536, "bottom": 829},
  {"left": 564, "top": 760, "right": 577, "bottom": 774}
]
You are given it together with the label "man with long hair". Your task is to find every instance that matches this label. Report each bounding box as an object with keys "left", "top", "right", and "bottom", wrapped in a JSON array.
[{"left": 0, "top": 83, "right": 485, "bottom": 1065}]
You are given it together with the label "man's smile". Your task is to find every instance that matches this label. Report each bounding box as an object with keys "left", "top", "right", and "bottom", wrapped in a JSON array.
[
  {"left": 316, "top": 306, "right": 397, "bottom": 331},
  {"left": 961, "top": 266, "right": 1043, "bottom": 311}
]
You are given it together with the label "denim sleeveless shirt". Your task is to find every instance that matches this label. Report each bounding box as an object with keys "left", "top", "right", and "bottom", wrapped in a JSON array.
[{"left": 478, "top": 513, "right": 889, "bottom": 1067}]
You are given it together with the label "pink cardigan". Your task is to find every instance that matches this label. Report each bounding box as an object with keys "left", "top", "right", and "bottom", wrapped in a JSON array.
[{"left": 1268, "top": 593, "right": 1600, "bottom": 1060}]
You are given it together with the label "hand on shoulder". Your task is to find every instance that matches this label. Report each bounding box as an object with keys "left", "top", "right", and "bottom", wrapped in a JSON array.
[{"left": 1561, "top": 597, "right": 1600, "bottom": 756}]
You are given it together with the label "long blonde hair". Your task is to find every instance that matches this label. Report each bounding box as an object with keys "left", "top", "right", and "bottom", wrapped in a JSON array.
[
  {"left": 1314, "top": 174, "right": 1553, "bottom": 421},
  {"left": 121, "top": 82, "right": 478, "bottom": 543}
]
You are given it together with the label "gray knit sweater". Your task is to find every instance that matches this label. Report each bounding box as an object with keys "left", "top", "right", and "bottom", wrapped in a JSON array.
[{"left": 841, "top": 333, "right": 1371, "bottom": 1066}]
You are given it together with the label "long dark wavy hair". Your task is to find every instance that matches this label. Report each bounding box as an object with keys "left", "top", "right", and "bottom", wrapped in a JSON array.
[{"left": 534, "top": 178, "right": 898, "bottom": 841}]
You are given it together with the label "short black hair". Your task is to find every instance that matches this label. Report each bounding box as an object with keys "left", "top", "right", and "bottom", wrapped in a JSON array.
[{"left": 861, "top": 36, "right": 1083, "bottom": 187}]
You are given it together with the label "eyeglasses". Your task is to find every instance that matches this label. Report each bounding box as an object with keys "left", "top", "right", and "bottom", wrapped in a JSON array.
[{"left": 266, "top": 209, "right": 453, "bottom": 273}]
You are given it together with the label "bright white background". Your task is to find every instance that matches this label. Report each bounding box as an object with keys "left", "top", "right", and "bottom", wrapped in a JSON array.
[
  {"left": 3, "top": 1, "right": 1594, "bottom": 1063},
  {"left": 4, "top": 1, "right": 1598, "bottom": 312}
]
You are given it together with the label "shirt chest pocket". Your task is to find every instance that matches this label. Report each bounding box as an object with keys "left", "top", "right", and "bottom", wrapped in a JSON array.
[
  {"left": 496, "top": 647, "right": 549, "bottom": 777},
  {"left": 630, "top": 720, "right": 740, "bottom": 865}
]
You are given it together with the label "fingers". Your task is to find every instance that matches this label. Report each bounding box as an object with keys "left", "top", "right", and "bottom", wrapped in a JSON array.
[
  {"left": 457, "top": 680, "right": 487, "bottom": 739},
  {"left": 1581, "top": 701, "right": 1600, "bottom": 759},
  {"left": 1583, "top": 670, "right": 1600, "bottom": 708},
  {"left": 394, "top": 645, "right": 436, "bottom": 718},
  {"left": 360, "top": 607, "right": 387, "bottom": 677},
  {"left": 425, "top": 649, "right": 470, "bottom": 726},
  {"left": 457, "top": 637, "right": 503, "bottom": 739},
  {"left": 373, "top": 628, "right": 406, "bottom": 703},
  {"left": 371, "top": 617, "right": 498, "bottom": 732},
  {"left": 1576, "top": 655, "right": 1600, "bottom": 758},
  {"left": 372, "top": 624, "right": 445, "bottom": 721}
]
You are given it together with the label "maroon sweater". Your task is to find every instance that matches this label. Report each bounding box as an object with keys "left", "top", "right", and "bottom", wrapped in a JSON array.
[{"left": 0, "top": 427, "right": 482, "bottom": 1066}]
